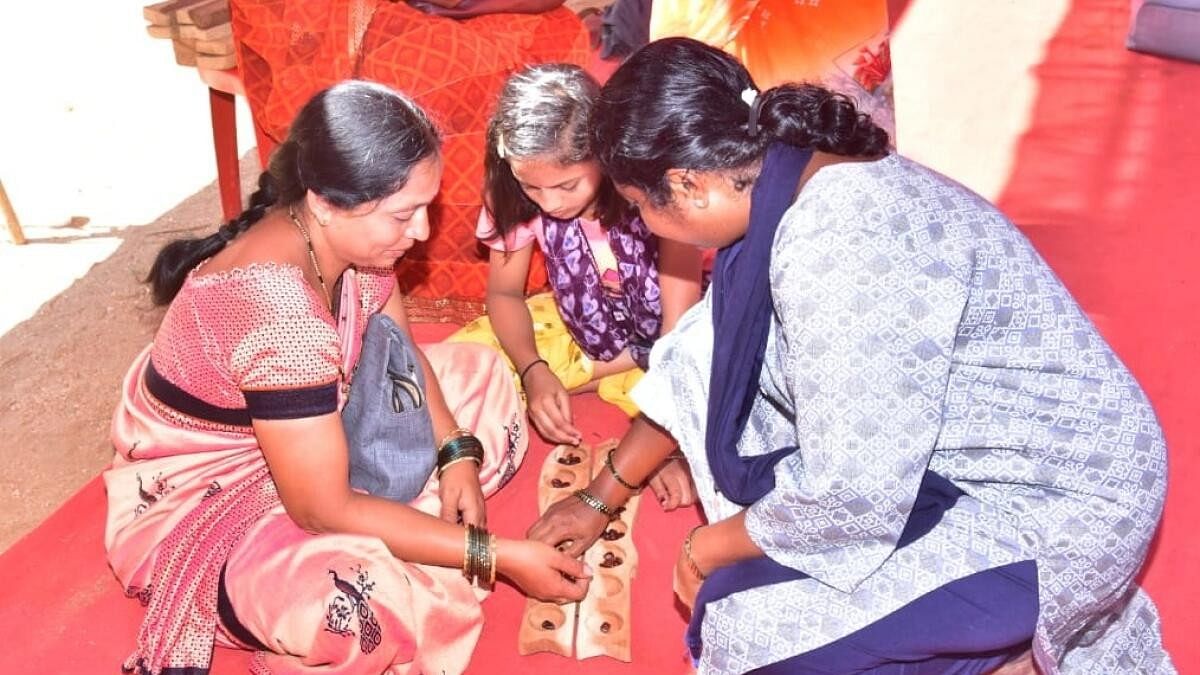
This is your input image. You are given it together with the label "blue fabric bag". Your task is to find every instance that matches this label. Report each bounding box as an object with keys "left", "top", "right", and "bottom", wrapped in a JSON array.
[{"left": 341, "top": 313, "right": 437, "bottom": 502}]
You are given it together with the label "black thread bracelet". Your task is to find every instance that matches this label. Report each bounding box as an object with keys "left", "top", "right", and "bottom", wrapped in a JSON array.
[{"left": 518, "top": 358, "right": 548, "bottom": 383}]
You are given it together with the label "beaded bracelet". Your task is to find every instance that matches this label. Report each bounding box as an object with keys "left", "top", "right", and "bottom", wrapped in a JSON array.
[
  {"left": 604, "top": 447, "right": 642, "bottom": 491},
  {"left": 572, "top": 488, "right": 618, "bottom": 519},
  {"left": 683, "top": 525, "right": 707, "bottom": 581}
]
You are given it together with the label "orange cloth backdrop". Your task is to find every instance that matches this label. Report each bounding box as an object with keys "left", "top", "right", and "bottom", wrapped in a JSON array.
[
  {"left": 650, "top": 0, "right": 895, "bottom": 137},
  {"left": 229, "top": 0, "right": 589, "bottom": 321}
]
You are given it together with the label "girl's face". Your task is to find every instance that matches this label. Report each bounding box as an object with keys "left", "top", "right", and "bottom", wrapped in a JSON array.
[
  {"left": 320, "top": 154, "right": 443, "bottom": 268},
  {"left": 617, "top": 169, "right": 752, "bottom": 249},
  {"left": 508, "top": 155, "right": 604, "bottom": 221}
]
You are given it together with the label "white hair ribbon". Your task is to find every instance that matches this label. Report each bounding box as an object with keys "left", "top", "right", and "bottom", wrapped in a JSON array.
[{"left": 741, "top": 88, "right": 763, "bottom": 137}]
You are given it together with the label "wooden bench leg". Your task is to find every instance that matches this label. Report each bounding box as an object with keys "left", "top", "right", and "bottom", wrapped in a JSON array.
[
  {"left": 0, "top": 179, "right": 26, "bottom": 245},
  {"left": 209, "top": 86, "right": 242, "bottom": 222}
]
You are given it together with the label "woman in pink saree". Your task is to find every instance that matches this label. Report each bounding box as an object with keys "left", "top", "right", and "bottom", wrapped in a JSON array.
[{"left": 104, "top": 81, "right": 590, "bottom": 675}]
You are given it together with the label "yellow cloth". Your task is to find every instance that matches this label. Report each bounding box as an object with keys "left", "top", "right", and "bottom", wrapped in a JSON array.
[{"left": 447, "top": 292, "right": 643, "bottom": 416}]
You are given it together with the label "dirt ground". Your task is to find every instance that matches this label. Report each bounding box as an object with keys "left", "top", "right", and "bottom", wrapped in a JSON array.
[{"left": 0, "top": 155, "right": 261, "bottom": 553}]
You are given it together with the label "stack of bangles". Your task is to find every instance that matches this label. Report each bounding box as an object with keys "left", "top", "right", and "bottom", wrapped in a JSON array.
[
  {"left": 437, "top": 427, "right": 484, "bottom": 477},
  {"left": 462, "top": 524, "right": 498, "bottom": 587}
]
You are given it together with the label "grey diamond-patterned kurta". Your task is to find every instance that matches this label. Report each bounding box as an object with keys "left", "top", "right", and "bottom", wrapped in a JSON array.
[{"left": 632, "top": 155, "right": 1174, "bottom": 673}]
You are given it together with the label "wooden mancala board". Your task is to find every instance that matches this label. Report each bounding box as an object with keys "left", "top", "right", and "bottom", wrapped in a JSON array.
[{"left": 518, "top": 440, "right": 641, "bottom": 662}]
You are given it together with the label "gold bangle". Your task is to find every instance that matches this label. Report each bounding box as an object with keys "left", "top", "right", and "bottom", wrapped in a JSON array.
[
  {"left": 473, "top": 526, "right": 487, "bottom": 585},
  {"left": 683, "top": 525, "right": 707, "bottom": 581},
  {"left": 487, "top": 533, "right": 498, "bottom": 587},
  {"left": 439, "top": 427, "right": 472, "bottom": 450},
  {"left": 462, "top": 526, "right": 472, "bottom": 581},
  {"left": 604, "top": 447, "right": 642, "bottom": 491},
  {"left": 572, "top": 488, "right": 618, "bottom": 519},
  {"left": 437, "top": 455, "right": 482, "bottom": 477},
  {"left": 464, "top": 524, "right": 490, "bottom": 586}
]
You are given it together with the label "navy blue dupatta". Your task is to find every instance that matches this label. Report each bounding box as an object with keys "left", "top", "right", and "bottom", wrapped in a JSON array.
[
  {"left": 705, "top": 142, "right": 813, "bottom": 505},
  {"left": 690, "top": 144, "right": 964, "bottom": 659}
]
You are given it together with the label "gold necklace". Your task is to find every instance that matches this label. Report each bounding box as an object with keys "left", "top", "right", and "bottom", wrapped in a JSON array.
[{"left": 287, "top": 204, "right": 333, "bottom": 312}]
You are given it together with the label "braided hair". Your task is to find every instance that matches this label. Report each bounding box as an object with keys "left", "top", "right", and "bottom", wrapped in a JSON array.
[
  {"left": 590, "top": 37, "right": 889, "bottom": 206},
  {"left": 146, "top": 80, "right": 440, "bottom": 305}
]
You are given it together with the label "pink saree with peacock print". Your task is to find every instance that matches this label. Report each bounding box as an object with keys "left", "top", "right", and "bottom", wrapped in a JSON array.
[{"left": 104, "top": 264, "right": 527, "bottom": 674}]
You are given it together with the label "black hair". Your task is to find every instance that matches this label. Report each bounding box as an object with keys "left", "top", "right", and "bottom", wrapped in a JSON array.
[
  {"left": 146, "top": 80, "right": 440, "bottom": 305},
  {"left": 481, "top": 63, "right": 629, "bottom": 247},
  {"left": 591, "top": 37, "right": 890, "bottom": 205}
]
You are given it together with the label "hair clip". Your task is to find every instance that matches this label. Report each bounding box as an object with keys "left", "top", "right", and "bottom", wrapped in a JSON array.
[
  {"left": 496, "top": 134, "right": 508, "bottom": 160},
  {"left": 741, "top": 87, "right": 763, "bottom": 137}
]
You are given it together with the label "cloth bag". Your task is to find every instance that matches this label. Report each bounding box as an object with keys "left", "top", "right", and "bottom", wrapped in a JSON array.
[{"left": 342, "top": 313, "right": 437, "bottom": 502}]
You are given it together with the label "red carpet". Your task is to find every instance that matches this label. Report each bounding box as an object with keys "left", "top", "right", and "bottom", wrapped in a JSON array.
[
  {"left": 2, "top": 0, "right": 1198, "bottom": 672},
  {"left": 0, "top": 323, "right": 701, "bottom": 675},
  {"left": 989, "top": 1, "right": 1200, "bottom": 669}
]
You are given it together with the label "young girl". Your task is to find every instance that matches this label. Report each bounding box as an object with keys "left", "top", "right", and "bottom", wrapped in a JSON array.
[{"left": 450, "top": 63, "right": 699, "bottom": 507}]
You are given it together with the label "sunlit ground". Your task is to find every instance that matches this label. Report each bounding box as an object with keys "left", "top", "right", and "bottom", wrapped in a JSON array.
[{"left": 0, "top": 0, "right": 256, "bottom": 336}]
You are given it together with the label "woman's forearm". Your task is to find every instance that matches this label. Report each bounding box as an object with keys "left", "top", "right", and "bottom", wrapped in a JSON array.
[
  {"left": 589, "top": 348, "right": 637, "bottom": 379},
  {"left": 691, "top": 510, "right": 763, "bottom": 575},
  {"left": 657, "top": 238, "right": 703, "bottom": 333},
  {"left": 586, "top": 415, "right": 677, "bottom": 507},
  {"left": 335, "top": 492, "right": 469, "bottom": 565},
  {"left": 415, "top": 344, "right": 460, "bottom": 441}
]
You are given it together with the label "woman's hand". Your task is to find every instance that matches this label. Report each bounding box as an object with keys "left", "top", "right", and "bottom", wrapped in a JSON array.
[
  {"left": 525, "top": 492, "right": 611, "bottom": 559},
  {"left": 523, "top": 364, "right": 582, "bottom": 445},
  {"left": 438, "top": 461, "right": 486, "bottom": 527},
  {"left": 673, "top": 525, "right": 709, "bottom": 611},
  {"left": 673, "top": 544, "right": 704, "bottom": 611},
  {"left": 498, "top": 538, "right": 592, "bottom": 603},
  {"left": 647, "top": 456, "right": 697, "bottom": 511}
]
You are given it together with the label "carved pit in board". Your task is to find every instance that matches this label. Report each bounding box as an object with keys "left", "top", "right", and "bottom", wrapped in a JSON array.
[{"left": 519, "top": 439, "right": 640, "bottom": 663}]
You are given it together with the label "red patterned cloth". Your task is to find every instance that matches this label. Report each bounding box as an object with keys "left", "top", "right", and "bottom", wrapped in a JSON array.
[{"left": 229, "top": 0, "right": 587, "bottom": 321}]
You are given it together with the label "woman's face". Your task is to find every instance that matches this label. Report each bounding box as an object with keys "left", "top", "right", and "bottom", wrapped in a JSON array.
[
  {"left": 324, "top": 154, "right": 443, "bottom": 268},
  {"left": 617, "top": 170, "right": 751, "bottom": 249},
  {"left": 508, "top": 155, "right": 604, "bottom": 220}
]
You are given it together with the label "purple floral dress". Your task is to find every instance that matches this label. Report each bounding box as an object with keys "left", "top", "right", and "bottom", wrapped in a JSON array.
[{"left": 539, "top": 214, "right": 662, "bottom": 369}]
